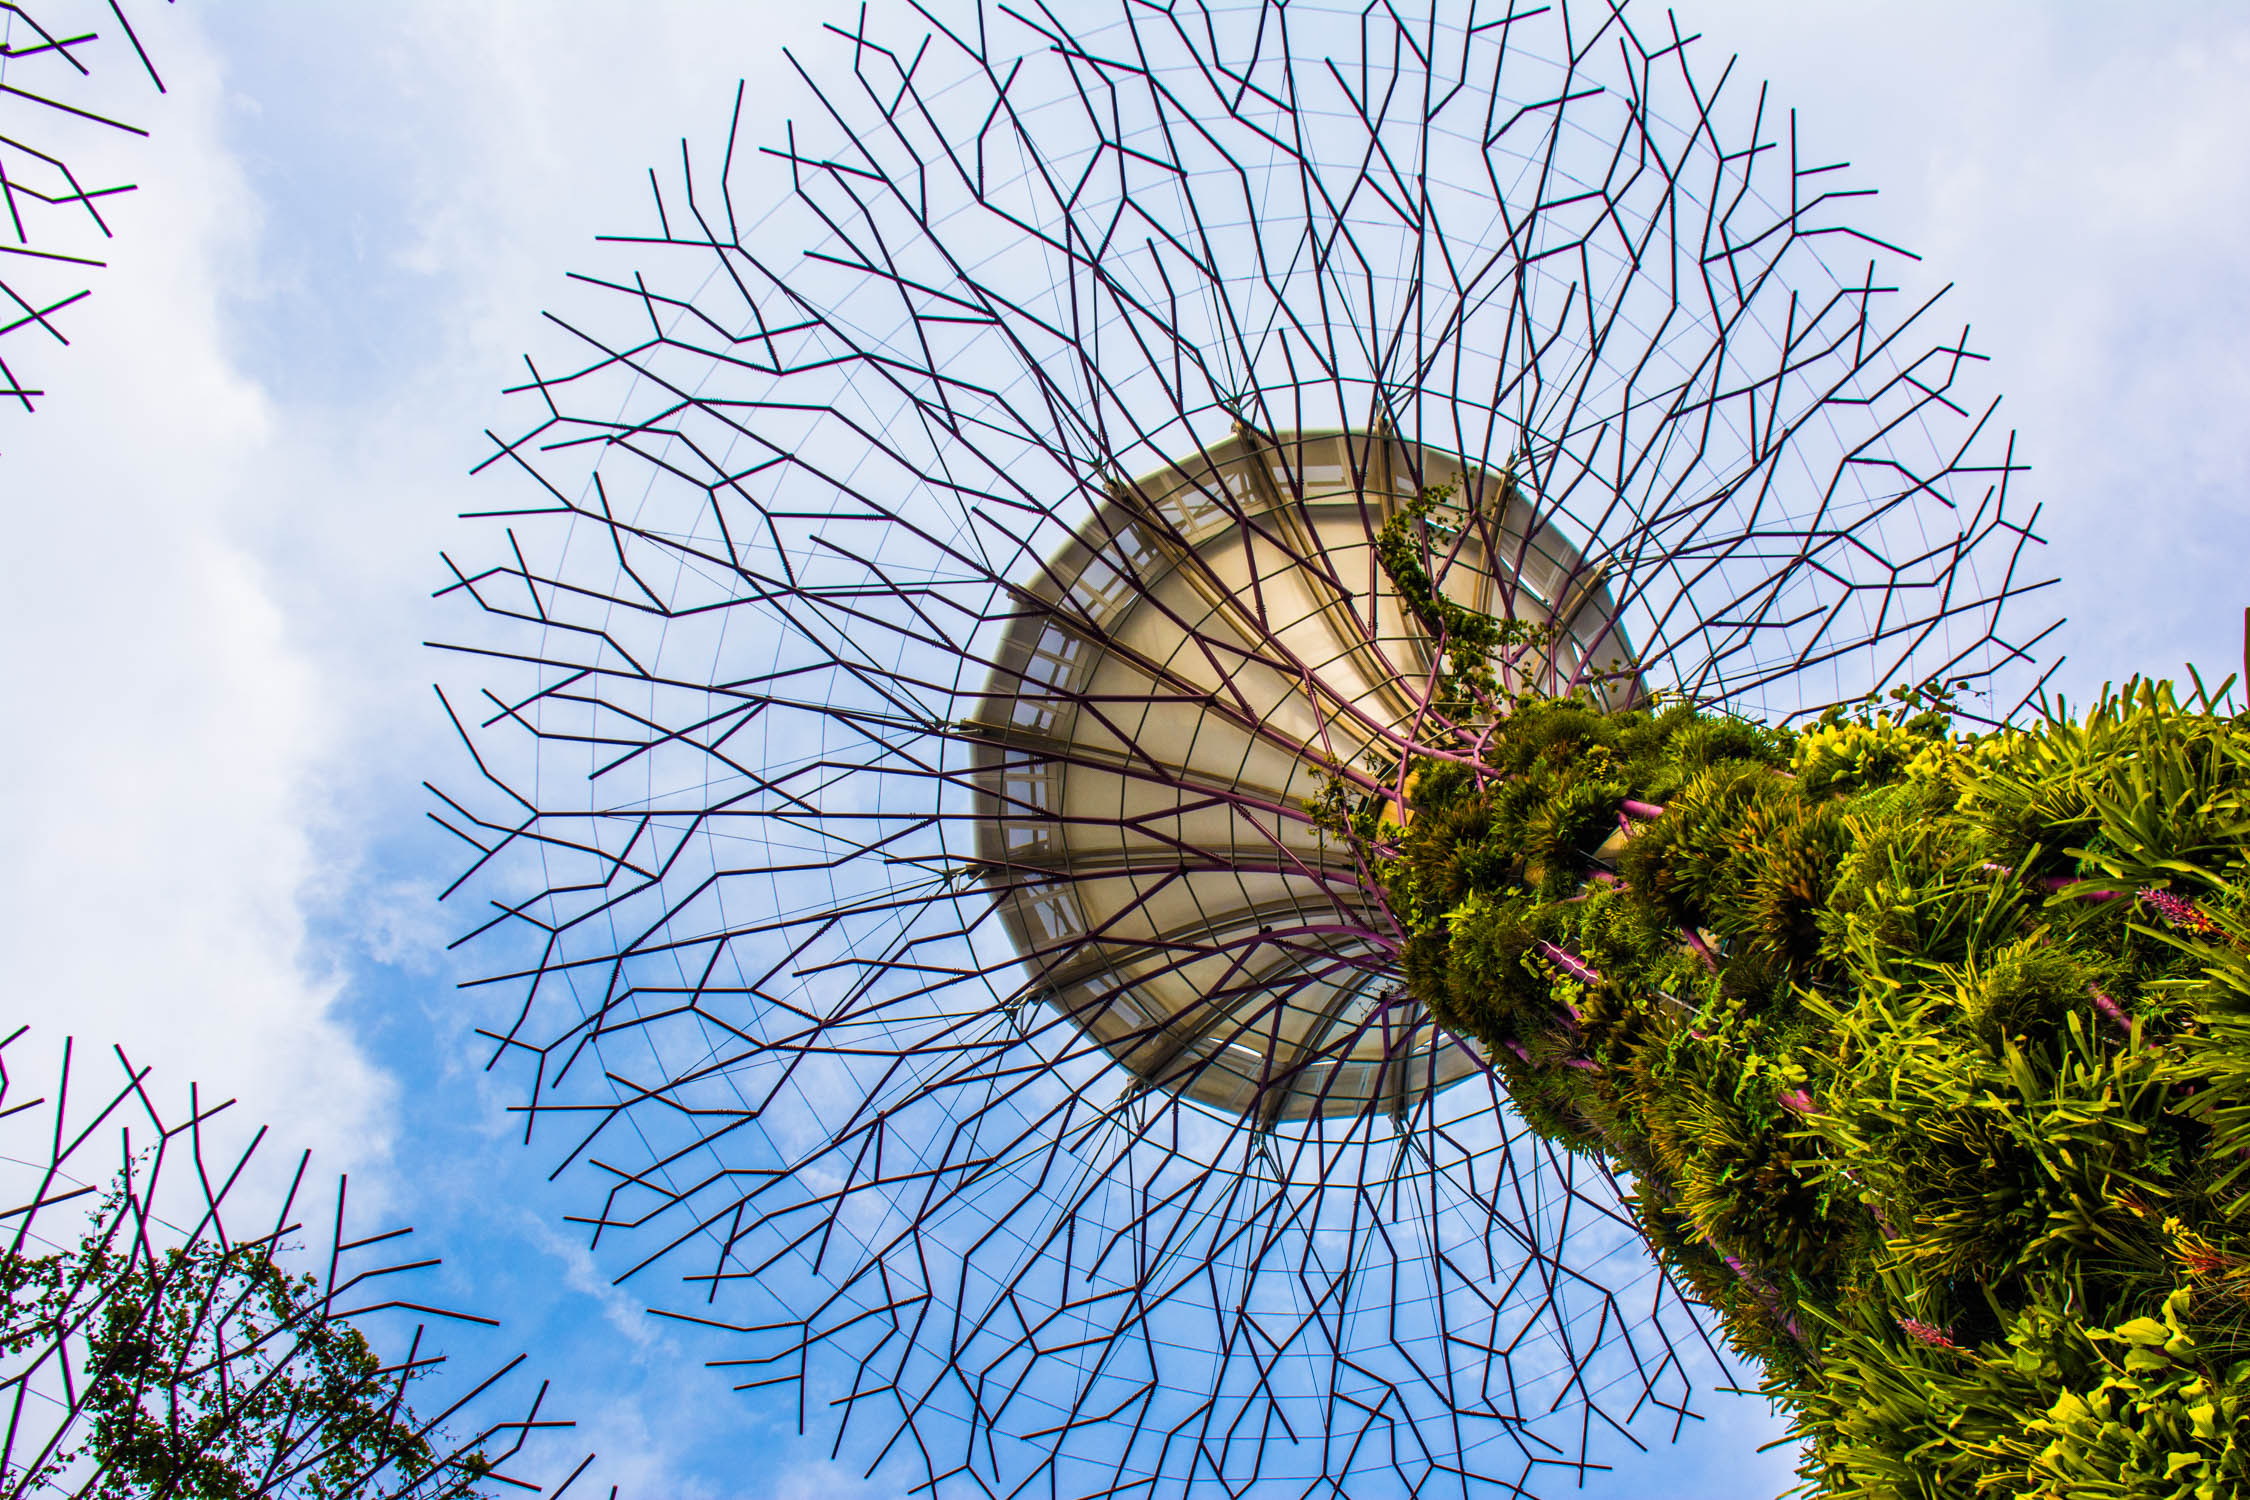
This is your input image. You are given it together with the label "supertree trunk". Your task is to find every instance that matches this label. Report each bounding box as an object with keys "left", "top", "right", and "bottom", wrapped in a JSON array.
[{"left": 1380, "top": 675, "right": 2250, "bottom": 1495}]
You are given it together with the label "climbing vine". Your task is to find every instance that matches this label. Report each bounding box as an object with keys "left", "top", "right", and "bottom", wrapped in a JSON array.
[{"left": 1372, "top": 477, "right": 1560, "bottom": 725}]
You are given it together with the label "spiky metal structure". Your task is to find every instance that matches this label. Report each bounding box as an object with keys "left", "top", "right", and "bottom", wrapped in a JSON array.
[
  {"left": 0, "top": 1028, "right": 611, "bottom": 1497},
  {"left": 435, "top": 2, "right": 2058, "bottom": 1494},
  {"left": 0, "top": 2, "right": 173, "bottom": 419}
]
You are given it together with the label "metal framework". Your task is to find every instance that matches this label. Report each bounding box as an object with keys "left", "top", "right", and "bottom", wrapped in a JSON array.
[
  {"left": 0, "top": 1028, "right": 612, "bottom": 1497},
  {"left": 433, "top": 3, "right": 2060, "bottom": 1494},
  {"left": 0, "top": 2, "right": 172, "bottom": 421}
]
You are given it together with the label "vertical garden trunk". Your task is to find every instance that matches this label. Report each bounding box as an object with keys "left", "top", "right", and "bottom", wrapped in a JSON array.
[{"left": 1380, "top": 682, "right": 2250, "bottom": 1496}]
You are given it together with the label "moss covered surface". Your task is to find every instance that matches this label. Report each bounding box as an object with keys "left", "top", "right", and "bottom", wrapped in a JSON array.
[{"left": 1375, "top": 681, "right": 2250, "bottom": 1496}]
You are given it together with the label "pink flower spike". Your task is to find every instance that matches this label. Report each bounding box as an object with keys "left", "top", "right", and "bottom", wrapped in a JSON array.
[
  {"left": 2141, "top": 888, "right": 2218, "bottom": 934},
  {"left": 1895, "top": 1315, "right": 1960, "bottom": 1352},
  {"left": 1777, "top": 1088, "right": 1816, "bottom": 1117}
]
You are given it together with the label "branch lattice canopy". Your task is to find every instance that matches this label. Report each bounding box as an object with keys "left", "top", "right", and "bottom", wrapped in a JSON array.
[{"left": 975, "top": 426, "right": 1631, "bottom": 1119}]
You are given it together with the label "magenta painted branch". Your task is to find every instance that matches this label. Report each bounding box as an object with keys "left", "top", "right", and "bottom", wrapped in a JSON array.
[
  {"left": 1983, "top": 865, "right": 2125, "bottom": 902},
  {"left": 1715, "top": 1245, "right": 1808, "bottom": 1346},
  {"left": 1620, "top": 798, "right": 1666, "bottom": 821},
  {"left": 2089, "top": 987, "right": 2132, "bottom": 1037},
  {"left": 2038, "top": 874, "right": 2120, "bottom": 901},
  {"left": 1535, "top": 941, "right": 1602, "bottom": 987}
]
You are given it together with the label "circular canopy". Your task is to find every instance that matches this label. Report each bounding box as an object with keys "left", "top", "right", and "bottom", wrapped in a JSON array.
[
  {"left": 434, "top": 1, "right": 2059, "bottom": 1492},
  {"left": 974, "top": 426, "right": 1630, "bottom": 1120}
]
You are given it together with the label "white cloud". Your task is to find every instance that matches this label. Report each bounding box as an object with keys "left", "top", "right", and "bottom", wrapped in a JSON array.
[
  {"left": 0, "top": 7, "right": 392, "bottom": 1177},
  {"left": 514, "top": 1206, "right": 666, "bottom": 1353},
  {"left": 0, "top": 0, "right": 841, "bottom": 1183}
]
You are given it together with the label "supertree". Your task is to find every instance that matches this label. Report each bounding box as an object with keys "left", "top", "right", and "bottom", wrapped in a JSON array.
[
  {"left": 0, "top": 2, "right": 176, "bottom": 421},
  {"left": 431, "top": 3, "right": 2058, "bottom": 1494},
  {"left": 0, "top": 1027, "right": 615, "bottom": 1497}
]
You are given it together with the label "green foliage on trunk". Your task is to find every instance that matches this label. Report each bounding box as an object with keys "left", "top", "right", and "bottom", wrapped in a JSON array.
[
  {"left": 1373, "top": 678, "right": 2250, "bottom": 1496},
  {"left": 1370, "top": 476, "right": 1561, "bottom": 720},
  {"left": 1, "top": 1173, "right": 492, "bottom": 1498}
]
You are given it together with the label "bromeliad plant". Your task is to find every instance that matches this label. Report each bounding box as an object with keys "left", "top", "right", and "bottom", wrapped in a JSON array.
[{"left": 1368, "top": 667, "right": 2250, "bottom": 1496}]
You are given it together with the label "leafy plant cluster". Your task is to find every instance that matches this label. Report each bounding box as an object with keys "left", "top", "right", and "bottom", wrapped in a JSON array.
[
  {"left": 1375, "top": 677, "right": 2250, "bottom": 1496},
  {"left": 1373, "top": 477, "right": 1559, "bottom": 725},
  {"left": 1, "top": 1173, "right": 492, "bottom": 1498}
]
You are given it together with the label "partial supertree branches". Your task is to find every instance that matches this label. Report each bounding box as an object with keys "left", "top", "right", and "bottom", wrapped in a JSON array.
[
  {"left": 0, "top": 2, "right": 173, "bottom": 420},
  {"left": 429, "top": 3, "right": 2063, "bottom": 1495},
  {"left": 0, "top": 1028, "right": 613, "bottom": 1498}
]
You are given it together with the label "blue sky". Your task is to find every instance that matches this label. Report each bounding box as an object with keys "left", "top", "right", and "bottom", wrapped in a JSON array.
[{"left": 2, "top": 2, "right": 2246, "bottom": 1495}]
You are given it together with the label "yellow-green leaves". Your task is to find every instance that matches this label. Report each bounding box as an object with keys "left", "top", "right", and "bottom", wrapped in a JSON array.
[{"left": 2015, "top": 1291, "right": 2243, "bottom": 1499}]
